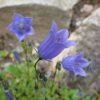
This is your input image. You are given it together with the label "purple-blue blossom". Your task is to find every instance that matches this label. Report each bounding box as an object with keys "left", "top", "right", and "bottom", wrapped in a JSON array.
[
  {"left": 3, "top": 80, "right": 13, "bottom": 100},
  {"left": 8, "top": 13, "right": 35, "bottom": 41},
  {"left": 13, "top": 50, "right": 20, "bottom": 62},
  {"left": 62, "top": 52, "right": 90, "bottom": 77},
  {"left": 38, "top": 22, "right": 76, "bottom": 60},
  {"left": 4, "top": 89, "right": 13, "bottom": 100}
]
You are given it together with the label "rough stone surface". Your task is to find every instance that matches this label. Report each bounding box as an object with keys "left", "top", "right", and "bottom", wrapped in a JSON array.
[
  {"left": 80, "top": 4, "right": 94, "bottom": 15},
  {"left": 0, "top": 0, "right": 79, "bottom": 11},
  {"left": 66, "top": 8, "right": 100, "bottom": 93},
  {"left": 71, "top": 8, "right": 100, "bottom": 70}
]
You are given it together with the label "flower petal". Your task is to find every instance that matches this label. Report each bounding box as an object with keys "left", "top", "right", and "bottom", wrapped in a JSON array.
[
  {"left": 13, "top": 13, "right": 23, "bottom": 21},
  {"left": 39, "top": 40, "right": 65, "bottom": 59},
  {"left": 62, "top": 56, "right": 75, "bottom": 71},
  {"left": 38, "top": 34, "right": 53, "bottom": 56},
  {"left": 25, "top": 17, "right": 33, "bottom": 26},
  {"left": 79, "top": 58, "right": 90, "bottom": 68},
  {"left": 8, "top": 23, "right": 15, "bottom": 33},
  {"left": 63, "top": 40, "right": 76, "bottom": 48},
  {"left": 16, "top": 33, "right": 26, "bottom": 42},
  {"left": 55, "top": 29, "right": 69, "bottom": 43},
  {"left": 43, "top": 44, "right": 65, "bottom": 59},
  {"left": 74, "top": 68, "right": 87, "bottom": 77},
  {"left": 76, "top": 52, "right": 84, "bottom": 59},
  {"left": 49, "top": 21, "right": 58, "bottom": 35},
  {"left": 26, "top": 27, "right": 35, "bottom": 36}
]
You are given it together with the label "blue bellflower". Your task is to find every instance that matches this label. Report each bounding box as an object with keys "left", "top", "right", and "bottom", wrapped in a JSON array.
[
  {"left": 8, "top": 13, "right": 35, "bottom": 41},
  {"left": 62, "top": 52, "right": 90, "bottom": 77},
  {"left": 38, "top": 22, "right": 76, "bottom": 60},
  {"left": 13, "top": 50, "right": 20, "bottom": 62},
  {"left": 4, "top": 90, "right": 13, "bottom": 100}
]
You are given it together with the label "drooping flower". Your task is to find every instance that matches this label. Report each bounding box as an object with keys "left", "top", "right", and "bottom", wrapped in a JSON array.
[
  {"left": 3, "top": 84, "right": 13, "bottom": 100},
  {"left": 38, "top": 21, "right": 76, "bottom": 60},
  {"left": 62, "top": 52, "right": 90, "bottom": 77},
  {"left": 8, "top": 13, "right": 35, "bottom": 41},
  {"left": 4, "top": 90, "right": 13, "bottom": 100},
  {"left": 13, "top": 50, "right": 20, "bottom": 62}
]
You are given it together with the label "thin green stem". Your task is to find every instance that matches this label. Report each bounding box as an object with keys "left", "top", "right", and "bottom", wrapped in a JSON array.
[
  {"left": 34, "top": 58, "right": 40, "bottom": 81},
  {"left": 21, "top": 41, "right": 30, "bottom": 84},
  {"left": 24, "top": 42, "right": 30, "bottom": 81},
  {"left": 34, "top": 58, "right": 40, "bottom": 73},
  {"left": 54, "top": 70, "right": 57, "bottom": 80},
  {"left": 34, "top": 58, "right": 40, "bottom": 89},
  {"left": 51, "top": 68, "right": 57, "bottom": 90}
]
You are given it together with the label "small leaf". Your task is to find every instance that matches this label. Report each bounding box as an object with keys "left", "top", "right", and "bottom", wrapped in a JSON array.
[
  {"left": 4, "top": 65, "right": 20, "bottom": 77},
  {"left": 0, "top": 50, "right": 8, "bottom": 58}
]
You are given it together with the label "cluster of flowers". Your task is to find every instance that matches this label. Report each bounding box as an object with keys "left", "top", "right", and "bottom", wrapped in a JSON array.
[{"left": 9, "top": 13, "right": 90, "bottom": 77}]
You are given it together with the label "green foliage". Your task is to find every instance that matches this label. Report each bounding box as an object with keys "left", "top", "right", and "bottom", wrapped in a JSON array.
[
  {"left": 0, "top": 83, "right": 6, "bottom": 100},
  {"left": 0, "top": 50, "right": 8, "bottom": 58},
  {"left": 0, "top": 60, "right": 80, "bottom": 100},
  {"left": 0, "top": 41, "right": 91, "bottom": 100}
]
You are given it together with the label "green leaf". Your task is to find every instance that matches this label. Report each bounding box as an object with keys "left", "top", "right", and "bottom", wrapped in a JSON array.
[
  {"left": 4, "top": 65, "right": 20, "bottom": 77},
  {"left": 0, "top": 50, "right": 8, "bottom": 58}
]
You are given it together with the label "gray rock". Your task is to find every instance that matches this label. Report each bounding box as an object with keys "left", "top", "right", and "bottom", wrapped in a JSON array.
[
  {"left": 71, "top": 8, "right": 100, "bottom": 70},
  {"left": 80, "top": 4, "right": 94, "bottom": 15},
  {"left": 0, "top": 0, "right": 79, "bottom": 11},
  {"left": 68, "top": 8, "right": 100, "bottom": 93}
]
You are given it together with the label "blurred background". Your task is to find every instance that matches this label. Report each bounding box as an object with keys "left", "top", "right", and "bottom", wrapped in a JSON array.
[{"left": 0, "top": 0, "right": 100, "bottom": 98}]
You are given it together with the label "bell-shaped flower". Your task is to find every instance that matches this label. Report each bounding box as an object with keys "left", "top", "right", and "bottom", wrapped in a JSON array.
[
  {"left": 13, "top": 50, "right": 21, "bottom": 62},
  {"left": 62, "top": 52, "right": 90, "bottom": 77},
  {"left": 4, "top": 90, "right": 13, "bottom": 100},
  {"left": 38, "top": 22, "right": 76, "bottom": 60},
  {"left": 8, "top": 13, "right": 35, "bottom": 41}
]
